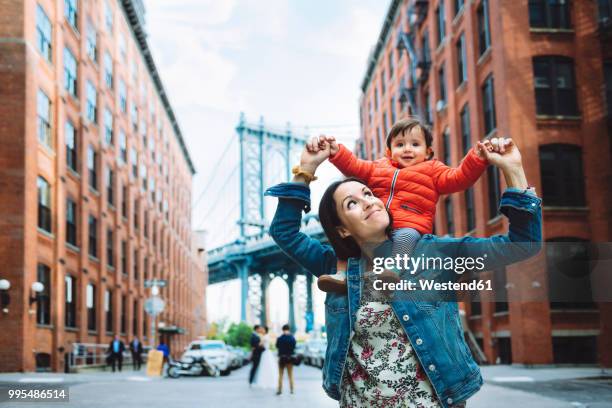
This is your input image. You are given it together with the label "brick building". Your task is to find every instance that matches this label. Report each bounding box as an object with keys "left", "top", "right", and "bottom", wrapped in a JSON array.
[
  {"left": 0, "top": 0, "right": 207, "bottom": 372},
  {"left": 358, "top": 0, "right": 611, "bottom": 366}
]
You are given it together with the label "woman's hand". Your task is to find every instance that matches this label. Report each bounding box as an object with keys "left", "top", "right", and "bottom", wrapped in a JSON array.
[
  {"left": 478, "top": 138, "right": 528, "bottom": 189},
  {"left": 477, "top": 138, "right": 522, "bottom": 170},
  {"left": 299, "top": 136, "right": 332, "bottom": 175}
]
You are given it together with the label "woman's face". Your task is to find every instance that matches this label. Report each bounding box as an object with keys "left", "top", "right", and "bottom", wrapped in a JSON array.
[{"left": 333, "top": 181, "right": 390, "bottom": 244}]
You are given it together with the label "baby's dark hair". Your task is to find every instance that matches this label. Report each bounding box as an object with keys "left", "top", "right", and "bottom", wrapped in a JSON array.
[{"left": 386, "top": 117, "right": 434, "bottom": 159}]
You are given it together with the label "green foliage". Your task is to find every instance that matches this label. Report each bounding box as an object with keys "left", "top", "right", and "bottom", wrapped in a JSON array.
[{"left": 223, "top": 322, "right": 253, "bottom": 348}]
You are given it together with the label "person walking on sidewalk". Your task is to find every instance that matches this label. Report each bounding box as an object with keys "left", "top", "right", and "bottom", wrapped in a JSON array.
[
  {"left": 107, "top": 335, "right": 125, "bottom": 372},
  {"left": 276, "top": 324, "right": 296, "bottom": 395},
  {"left": 129, "top": 337, "right": 143, "bottom": 370}
]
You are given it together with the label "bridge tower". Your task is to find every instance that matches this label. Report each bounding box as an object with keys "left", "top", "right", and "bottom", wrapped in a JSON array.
[{"left": 235, "top": 113, "right": 310, "bottom": 329}]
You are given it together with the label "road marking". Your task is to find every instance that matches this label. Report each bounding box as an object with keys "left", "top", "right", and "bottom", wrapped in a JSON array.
[
  {"left": 18, "top": 378, "right": 64, "bottom": 383},
  {"left": 491, "top": 376, "right": 535, "bottom": 383},
  {"left": 126, "top": 376, "right": 151, "bottom": 382}
]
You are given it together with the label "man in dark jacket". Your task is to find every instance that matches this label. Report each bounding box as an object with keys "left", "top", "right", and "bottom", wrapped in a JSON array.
[
  {"left": 108, "top": 335, "right": 125, "bottom": 372},
  {"left": 275, "top": 324, "right": 296, "bottom": 395},
  {"left": 129, "top": 337, "right": 144, "bottom": 370},
  {"left": 248, "top": 325, "right": 264, "bottom": 386}
]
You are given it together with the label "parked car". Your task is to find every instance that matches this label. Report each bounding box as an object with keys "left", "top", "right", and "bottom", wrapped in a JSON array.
[
  {"left": 303, "top": 339, "right": 326, "bottom": 368},
  {"left": 182, "top": 340, "right": 233, "bottom": 376},
  {"left": 226, "top": 346, "right": 244, "bottom": 369}
]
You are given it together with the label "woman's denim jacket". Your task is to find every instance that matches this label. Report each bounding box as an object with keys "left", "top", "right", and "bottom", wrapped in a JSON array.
[{"left": 265, "top": 183, "right": 542, "bottom": 408}]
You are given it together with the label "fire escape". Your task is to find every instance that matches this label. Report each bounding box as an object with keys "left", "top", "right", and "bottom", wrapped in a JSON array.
[{"left": 396, "top": 0, "right": 432, "bottom": 123}]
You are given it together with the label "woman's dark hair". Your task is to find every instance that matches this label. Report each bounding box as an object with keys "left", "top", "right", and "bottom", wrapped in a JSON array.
[{"left": 319, "top": 177, "right": 393, "bottom": 261}]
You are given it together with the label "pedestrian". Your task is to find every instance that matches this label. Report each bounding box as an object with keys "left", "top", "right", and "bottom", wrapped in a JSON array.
[
  {"left": 276, "top": 324, "right": 296, "bottom": 395},
  {"left": 156, "top": 340, "right": 170, "bottom": 365},
  {"left": 107, "top": 335, "right": 125, "bottom": 372},
  {"left": 248, "top": 324, "right": 264, "bottom": 386},
  {"left": 129, "top": 336, "right": 143, "bottom": 370}
]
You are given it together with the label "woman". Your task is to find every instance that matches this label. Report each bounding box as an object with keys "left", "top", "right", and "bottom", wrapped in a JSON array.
[
  {"left": 251, "top": 326, "right": 277, "bottom": 390},
  {"left": 265, "top": 137, "right": 542, "bottom": 407}
]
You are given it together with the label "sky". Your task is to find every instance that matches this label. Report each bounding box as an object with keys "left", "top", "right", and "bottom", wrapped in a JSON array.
[{"left": 143, "top": 0, "right": 390, "bottom": 331}]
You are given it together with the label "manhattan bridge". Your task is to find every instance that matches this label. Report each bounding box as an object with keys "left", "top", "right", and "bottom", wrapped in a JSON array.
[{"left": 199, "top": 113, "right": 349, "bottom": 333}]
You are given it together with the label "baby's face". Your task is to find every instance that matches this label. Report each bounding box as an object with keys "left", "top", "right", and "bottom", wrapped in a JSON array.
[{"left": 389, "top": 127, "right": 431, "bottom": 168}]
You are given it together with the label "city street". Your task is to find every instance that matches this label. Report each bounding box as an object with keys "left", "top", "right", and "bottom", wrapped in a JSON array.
[{"left": 0, "top": 364, "right": 611, "bottom": 407}]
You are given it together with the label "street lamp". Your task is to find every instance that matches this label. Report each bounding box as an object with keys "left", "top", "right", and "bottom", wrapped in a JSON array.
[
  {"left": 0, "top": 279, "right": 10, "bottom": 314},
  {"left": 29, "top": 281, "right": 44, "bottom": 305}
]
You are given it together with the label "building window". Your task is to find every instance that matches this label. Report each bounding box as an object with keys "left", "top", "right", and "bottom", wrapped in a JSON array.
[
  {"left": 547, "top": 238, "right": 596, "bottom": 311},
  {"left": 388, "top": 51, "right": 394, "bottom": 79},
  {"left": 422, "top": 30, "right": 431, "bottom": 66},
  {"left": 143, "top": 210, "right": 149, "bottom": 238},
  {"left": 106, "top": 167, "right": 114, "bottom": 206},
  {"left": 65, "top": 275, "right": 77, "bottom": 328},
  {"left": 376, "top": 127, "right": 382, "bottom": 156},
  {"left": 121, "top": 184, "right": 128, "bottom": 218},
  {"left": 533, "top": 56, "right": 578, "bottom": 116},
  {"left": 119, "top": 80, "right": 127, "bottom": 112},
  {"left": 87, "top": 283, "right": 96, "bottom": 331},
  {"left": 131, "top": 148, "right": 138, "bottom": 179},
  {"left": 454, "top": 0, "right": 464, "bottom": 16},
  {"left": 121, "top": 295, "right": 126, "bottom": 334},
  {"left": 64, "top": 47, "right": 78, "bottom": 97},
  {"left": 118, "top": 130, "right": 127, "bottom": 163},
  {"left": 438, "top": 64, "right": 446, "bottom": 106},
  {"left": 436, "top": 0, "right": 446, "bottom": 45},
  {"left": 477, "top": 0, "right": 491, "bottom": 56},
  {"left": 381, "top": 71, "right": 386, "bottom": 95},
  {"left": 37, "top": 90, "right": 52, "bottom": 148},
  {"left": 104, "top": 108, "right": 114, "bottom": 145},
  {"left": 36, "top": 264, "right": 51, "bottom": 325},
  {"left": 481, "top": 75, "right": 497, "bottom": 135},
  {"left": 374, "top": 87, "right": 379, "bottom": 111},
  {"left": 87, "top": 145, "right": 98, "bottom": 190},
  {"left": 86, "top": 24, "right": 97, "bottom": 62},
  {"left": 470, "top": 294, "right": 481, "bottom": 316},
  {"left": 134, "top": 199, "right": 139, "bottom": 230},
  {"left": 36, "top": 4, "right": 52, "bottom": 63},
  {"left": 600, "top": 0, "right": 612, "bottom": 23},
  {"left": 143, "top": 256, "right": 148, "bottom": 281},
  {"left": 539, "top": 144, "right": 585, "bottom": 206},
  {"left": 465, "top": 188, "right": 475, "bottom": 232},
  {"left": 119, "top": 32, "right": 127, "bottom": 61},
  {"left": 104, "top": 0, "right": 113, "bottom": 32},
  {"left": 86, "top": 81, "right": 97, "bottom": 123},
  {"left": 65, "top": 121, "right": 78, "bottom": 172},
  {"left": 442, "top": 130, "right": 451, "bottom": 165},
  {"left": 66, "top": 198, "right": 77, "bottom": 246},
  {"left": 141, "top": 164, "right": 147, "bottom": 191},
  {"left": 121, "top": 240, "right": 127, "bottom": 275},
  {"left": 64, "top": 0, "right": 78, "bottom": 29},
  {"left": 456, "top": 33, "right": 467, "bottom": 86},
  {"left": 107, "top": 229, "right": 114, "bottom": 268},
  {"left": 529, "top": 0, "right": 571, "bottom": 29},
  {"left": 105, "top": 289, "right": 113, "bottom": 333},
  {"left": 445, "top": 197, "right": 454, "bottom": 235},
  {"left": 487, "top": 166, "right": 501, "bottom": 218},
  {"left": 88, "top": 215, "right": 98, "bottom": 258},
  {"left": 104, "top": 52, "right": 113, "bottom": 89},
  {"left": 133, "top": 249, "right": 139, "bottom": 281},
  {"left": 460, "top": 105, "right": 470, "bottom": 156},
  {"left": 133, "top": 300, "right": 138, "bottom": 336},
  {"left": 131, "top": 104, "right": 138, "bottom": 131},
  {"left": 37, "top": 176, "right": 51, "bottom": 233},
  {"left": 390, "top": 96, "right": 397, "bottom": 124},
  {"left": 605, "top": 62, "right": 612, "bottom": 117},
  {"left": 493, "top": 267, "right": 509, "bottom": 312}
]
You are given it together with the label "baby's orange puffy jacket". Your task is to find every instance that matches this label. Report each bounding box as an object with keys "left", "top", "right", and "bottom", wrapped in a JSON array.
[{"left": 328, "top": 144, "right": 488, "bottom": 234}]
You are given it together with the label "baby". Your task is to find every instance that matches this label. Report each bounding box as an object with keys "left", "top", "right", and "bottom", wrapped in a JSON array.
[{"left": 315, "top": 117, "right": 490, "bottom": 293}]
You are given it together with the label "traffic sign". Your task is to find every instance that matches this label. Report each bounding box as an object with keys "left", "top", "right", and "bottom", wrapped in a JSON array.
[
  {"left": 144, "top": 296, "right": 166, "bottom": 316},
  {"left": 144, "top": 279, "right": 167, "bottom": 288}
]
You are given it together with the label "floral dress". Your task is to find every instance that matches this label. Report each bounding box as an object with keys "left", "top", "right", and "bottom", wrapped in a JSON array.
[{"left": 340, "top": 300, "right": 442, "bottom": 408}]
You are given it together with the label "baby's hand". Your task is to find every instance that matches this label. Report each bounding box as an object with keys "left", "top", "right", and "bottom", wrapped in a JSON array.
[{"left": 319, "top": 135, "right": 339, "bottom": 156}]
